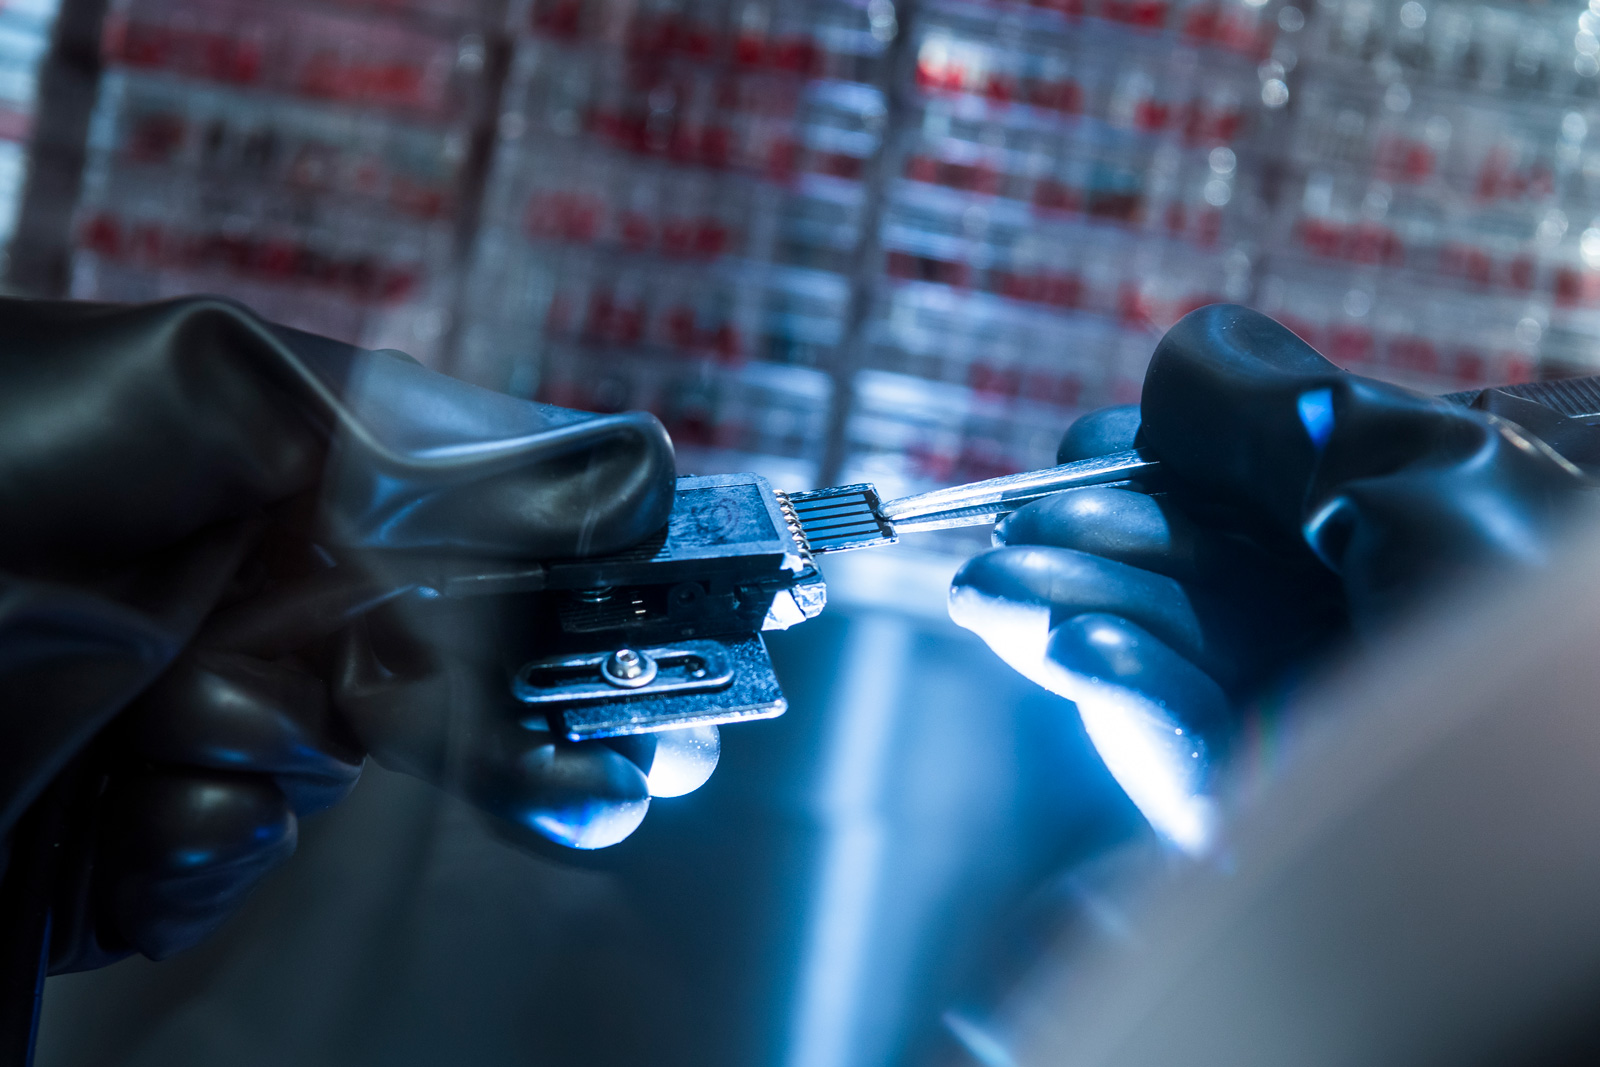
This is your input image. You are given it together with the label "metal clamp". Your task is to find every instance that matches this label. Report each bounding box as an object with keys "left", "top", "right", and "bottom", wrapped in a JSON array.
[{"left": 513, "top": 641, "right": 735, "bottom": 706}]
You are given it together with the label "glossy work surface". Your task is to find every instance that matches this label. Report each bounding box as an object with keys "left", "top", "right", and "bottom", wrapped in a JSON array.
[{"left": 36, "top": 586, "right": 1143, "bottom": 1067}]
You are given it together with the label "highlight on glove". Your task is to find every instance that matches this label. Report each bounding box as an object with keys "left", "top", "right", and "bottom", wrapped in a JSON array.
[{"left": 951, "top": 304, "right": 1591, "bottom": 853}]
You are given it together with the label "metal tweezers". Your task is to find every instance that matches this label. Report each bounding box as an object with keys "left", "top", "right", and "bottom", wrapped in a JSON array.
[
  {"left": 778, "top": 370, "right": 1600, "bottom": 555},
  {"left": 779, "top": 447, "right": 1159, "bottom": 553}
]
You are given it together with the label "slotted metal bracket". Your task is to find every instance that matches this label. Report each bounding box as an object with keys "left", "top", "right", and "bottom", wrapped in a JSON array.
[{"left": 512, "top": 634, "right": 787, "bottom": 740}]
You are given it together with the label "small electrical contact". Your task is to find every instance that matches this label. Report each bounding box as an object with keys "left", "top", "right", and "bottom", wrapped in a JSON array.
[{"left": 779, "top": 484, "right": 898, "bottom": 553}]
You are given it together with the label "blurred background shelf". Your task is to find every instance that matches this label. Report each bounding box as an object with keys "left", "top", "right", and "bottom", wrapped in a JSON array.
[{"left": 12, "top": 0, "right": 1593, "bottom": 501}]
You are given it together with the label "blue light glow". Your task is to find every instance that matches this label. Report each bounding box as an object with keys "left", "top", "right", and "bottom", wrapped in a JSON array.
[
  {"left": 1297, "top": 387, "right": 1336, "bottom": 449},
  {"left": 785, "top": 615, "right": 909, "bottom": 1067},
  {"left": 1073, "top": 683, "right": 1215, "bottom": 853},
  {"left": 943, "top": 1011, "right": 1019, "bottom": 1067}
]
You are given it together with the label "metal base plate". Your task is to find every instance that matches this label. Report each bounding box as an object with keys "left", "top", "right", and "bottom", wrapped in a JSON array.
[{"left": 532, "top": 633, "right": 787, "bottom": 741}]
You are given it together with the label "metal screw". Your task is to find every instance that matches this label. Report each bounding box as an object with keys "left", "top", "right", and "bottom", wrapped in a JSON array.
[{"left": 601, "top": 648, "right": 657, "bottom": 689}]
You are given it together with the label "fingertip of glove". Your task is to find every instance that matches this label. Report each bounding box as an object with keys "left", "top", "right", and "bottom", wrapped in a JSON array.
[
  {"left": 949, "top": 546, "right": 1057, "bottom": 624},
  {"left": 948, "top": 550, "right": 1056, "bottom": 685},
  {"left": 948, "top": 548, "right": 1019, "bottom": 619},
  {"left": 101, "top": 771, "right": 298, "bottom": 874},
  {"left": 535, "top": 408, "right": 677, "bottom": 558},
  {"left": 546, "top": 797, "right": 650, "bottom": 850},
  {"left": 1046, "top": 613, "right": 1231, "bottom": 735},
  {"left": 951, "top": 543, "right": 1123, "bottom": 605},
  {"left": 996, "top": 488, "right": 1147, "bottom": 547},
  {"left": 604, "top": 725, "right": 721, "bottom": 798},
  {"left": 490, "top": 740, "right": 653, "bottom": 850},
  {"left": 98, "top": 770, "right": 300, "bottom": 960},
  {"left": 276, "top": 763, "right": 364, "bottom": 817},
  {"left": 597, "top": 409, "right": 678, "bottom": 548},
  {"left": 1057, "top": 405, "right": 1143, "bottom": 463}
]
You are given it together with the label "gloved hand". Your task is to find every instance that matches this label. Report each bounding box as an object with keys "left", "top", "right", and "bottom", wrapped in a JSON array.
[
  {"left": 0, "top": 295, "right": 698, "bottom": 971},
  {"left": 950, "top": 304, "right": 1593, "bottom": 850}
]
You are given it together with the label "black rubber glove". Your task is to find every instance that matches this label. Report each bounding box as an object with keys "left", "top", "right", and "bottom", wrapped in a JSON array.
[
  {"left": 0, "top": 296, "right": 686, "bottom": 971},
  {"left": 950, "top": 304, "right": 1592, "bottom": 850}
]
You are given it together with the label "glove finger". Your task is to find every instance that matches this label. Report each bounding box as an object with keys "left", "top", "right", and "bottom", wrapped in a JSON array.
[
  {"left": 97, "top": 768, "right": 296, "bottom": 960},
  {"left": 996, "top": 487, "right": 1240, "bottom": 584},
  {"left": 1057, "top": 404, "right": 1143, "bottom": 462},
  {"left": 950, "top": 545, "right": 1209, "bottom": 687},
  {"left": 1044, "top": 613, "right": 1228, "bottom": 851},
  {"left": 602, "top": 724, "right": 721, "bottom": 798},
  {"left": 997, "top": 487, "right": 1329, "bottom": 590},
  {"left": 470, "top": 727, "right": 651, "bottom": 850},
  {"left": 993, "top": 490, "right": 1346, "bottom": 690},
  {"left": 114, "top": 648, "right": 364, "bottom": 816},
  {"left": 0, "top": 296, "right": 675, "bottom": 564},
  {"left": 333, "top": 626, "right": 650, "bottom": 849}
]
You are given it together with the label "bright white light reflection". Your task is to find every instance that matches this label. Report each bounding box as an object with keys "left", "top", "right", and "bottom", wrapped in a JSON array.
[
  {"left": 1073, "top": 683, "right": 1216, "bottom": 854},
  {"left": 643, "top": 724, "right": 720, "bottom": 797},
  {"left": 946, "top": 587, "right": 1052, "bottom": 690},
  {"left": 1582, "top": 226, "right": 1600, "bottom": 269},
  {"left": 785, "top": 616, "right": 908, "bottom": 1067},
  {"left": 949, "top": 587, "right": 1214, "bottom": 853}
]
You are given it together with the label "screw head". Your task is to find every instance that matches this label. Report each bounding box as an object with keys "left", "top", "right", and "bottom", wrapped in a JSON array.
[{"left": 601, "top": 648, "right": 658, "bottom": 689}]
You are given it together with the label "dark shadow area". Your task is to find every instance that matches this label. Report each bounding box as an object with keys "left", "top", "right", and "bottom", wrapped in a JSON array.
[{"left": 37, "top": 606, "right": 1140, "bottom": 1067}]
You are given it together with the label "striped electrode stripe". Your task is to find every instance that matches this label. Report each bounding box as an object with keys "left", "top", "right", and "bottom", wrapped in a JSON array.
[{"left": 782, "top": 484, "right": 896, "bottom": 553}]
